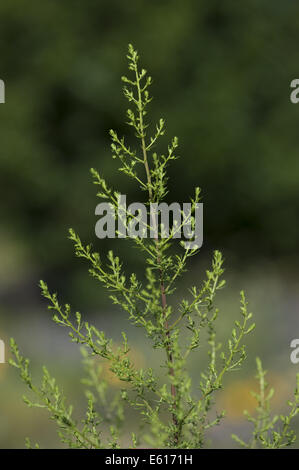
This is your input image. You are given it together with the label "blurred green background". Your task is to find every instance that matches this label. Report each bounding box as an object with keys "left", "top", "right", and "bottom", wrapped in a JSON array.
[{"left": 1, "top": 0, "right": 299, "bottom": 448}]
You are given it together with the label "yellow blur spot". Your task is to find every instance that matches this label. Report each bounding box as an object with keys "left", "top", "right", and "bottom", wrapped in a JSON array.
[
  {"left": 98, "top": 345, "right": 145, "bottom": 387},
  {"left": 219, "top": 373, "right": 290, "bottom": 420}
]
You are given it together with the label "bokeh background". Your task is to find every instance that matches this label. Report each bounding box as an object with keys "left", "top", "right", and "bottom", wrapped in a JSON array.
[{"left": 1, "top": 0, "right": 299, "bottom": 448}]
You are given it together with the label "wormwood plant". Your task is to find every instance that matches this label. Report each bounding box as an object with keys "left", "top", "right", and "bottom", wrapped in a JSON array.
[
  {"left": 10, "top": 45, "right": 299, "bottom": 449},
  {"left": 232, "top": 358, "right": 299, "bottom": 449}
]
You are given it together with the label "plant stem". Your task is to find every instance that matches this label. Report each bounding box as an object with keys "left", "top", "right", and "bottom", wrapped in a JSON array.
[{"left": 135, "top": 68, "right": 179, "bottom": 444}]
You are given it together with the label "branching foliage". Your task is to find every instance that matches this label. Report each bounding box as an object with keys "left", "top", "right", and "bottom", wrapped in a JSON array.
[
  {"left": 232, "top": 358, "right": 299, "bottom": 449},
  {"left": 10, "top": 45, "right": 298, "bottom": 449}
]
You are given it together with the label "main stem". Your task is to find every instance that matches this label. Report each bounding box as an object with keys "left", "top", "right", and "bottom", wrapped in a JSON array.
[{"left": 135, "top": 70, "right": 179, "bottom": 443}]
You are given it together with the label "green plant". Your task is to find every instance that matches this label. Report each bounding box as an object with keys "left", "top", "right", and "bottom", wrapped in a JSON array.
[
  {"left": 10, "top": 45, "right": 299, "bottom": 449},
  {"left": 232, "top": 358, "right": 299, "bottom": 449}
]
